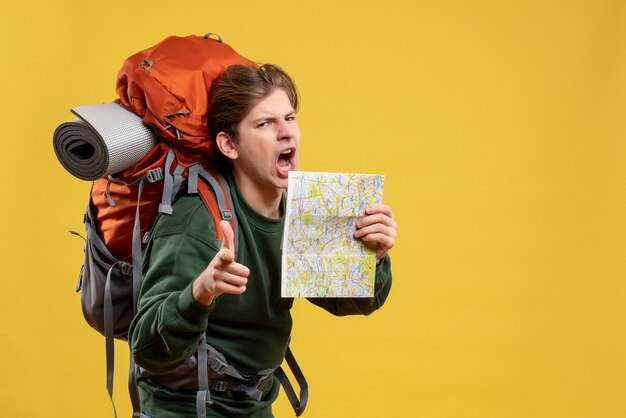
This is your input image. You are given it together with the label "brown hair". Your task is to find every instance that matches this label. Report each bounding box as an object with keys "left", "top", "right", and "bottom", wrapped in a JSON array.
[{"left": 207, "top": 64, "right": 300, "bottom": 144}]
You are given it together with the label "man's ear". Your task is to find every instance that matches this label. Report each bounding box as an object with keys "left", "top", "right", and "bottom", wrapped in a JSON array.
[{"left": 215, "top": 132, "right": 239, "bottom": 161}]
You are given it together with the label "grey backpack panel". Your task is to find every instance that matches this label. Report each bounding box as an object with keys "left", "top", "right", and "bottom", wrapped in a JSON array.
[{"left": 80, "top": 200, "right": 134, "bottom": 340}]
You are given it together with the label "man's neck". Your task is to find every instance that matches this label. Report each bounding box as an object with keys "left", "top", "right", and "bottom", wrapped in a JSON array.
[{"left": 232, "top": 171, "right": 283, "bottom": 219}]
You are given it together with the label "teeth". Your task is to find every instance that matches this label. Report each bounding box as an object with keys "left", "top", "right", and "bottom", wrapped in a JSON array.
[{"left": 278, "top": 149, "right": 294, "bottom": 173}]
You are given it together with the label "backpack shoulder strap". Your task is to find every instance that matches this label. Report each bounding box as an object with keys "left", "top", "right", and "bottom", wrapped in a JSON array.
[{"left": 193, "top": 166, "right": 239, "bottom": 259}]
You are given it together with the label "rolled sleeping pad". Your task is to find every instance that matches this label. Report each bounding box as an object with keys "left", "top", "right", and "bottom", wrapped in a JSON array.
[{"left": 53, "top": 102, "right": 159, "bottom": 181}]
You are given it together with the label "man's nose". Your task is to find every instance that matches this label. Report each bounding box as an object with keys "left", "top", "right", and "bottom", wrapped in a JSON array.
[{"left": 278, "top": 120, "right": 297, "bottom": 140}]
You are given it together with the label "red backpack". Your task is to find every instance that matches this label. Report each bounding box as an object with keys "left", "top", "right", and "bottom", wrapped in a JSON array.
[{"left": 96, "top": 33, "right": 254, "bottom": 263}]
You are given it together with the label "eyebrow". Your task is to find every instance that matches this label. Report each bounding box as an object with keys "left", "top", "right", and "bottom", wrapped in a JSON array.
[{"left": 251, "top": 111, "right": 296, "bottom": 125}]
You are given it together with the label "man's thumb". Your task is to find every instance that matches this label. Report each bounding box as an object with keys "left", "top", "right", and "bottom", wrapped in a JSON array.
[{"left": 219, "top": 220, "right": 235, "bottom": 254}]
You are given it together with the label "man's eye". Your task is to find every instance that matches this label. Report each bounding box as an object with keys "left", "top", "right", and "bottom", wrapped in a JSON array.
[
  {"left": 286, "top": 115, "right": 296, "bottom": 122},
  {"left": 257, "top": 121, "right": 269, "bottom": 128}
]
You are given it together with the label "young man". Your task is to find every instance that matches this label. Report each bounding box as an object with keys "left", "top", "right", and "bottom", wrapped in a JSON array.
[{"left": 129, "top": 64, "right": 398, "bottom": 418}]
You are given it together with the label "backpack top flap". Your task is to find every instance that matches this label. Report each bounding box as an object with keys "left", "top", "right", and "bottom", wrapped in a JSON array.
[{"left": 116, "top": 34, "right": 256, "bottom": 167}]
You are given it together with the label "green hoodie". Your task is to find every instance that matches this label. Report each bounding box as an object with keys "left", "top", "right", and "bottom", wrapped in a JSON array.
[{"left": 129, "top": 175, "right": 393, "bottom": 418}]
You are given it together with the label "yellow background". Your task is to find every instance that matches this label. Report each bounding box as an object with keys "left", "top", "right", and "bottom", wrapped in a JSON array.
[{"left": 1, "top": 0, "right": 625, "bottom": 417}]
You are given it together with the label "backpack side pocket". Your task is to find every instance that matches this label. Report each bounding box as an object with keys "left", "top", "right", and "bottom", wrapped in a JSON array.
[{"left": 80, "top": 201, "right": 134, "bottom": 341}]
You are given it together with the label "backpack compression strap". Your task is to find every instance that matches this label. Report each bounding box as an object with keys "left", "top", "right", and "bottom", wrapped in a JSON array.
[
  {"left": 83, "top": 209, "right": 130, "bottom": 418},
  {"left": 196, "top": 334, "right": 211, "bottom": 418},
  {"left": 159, "top": 148, "right": 185, "bottom": 215},
  {"left": 275, "top": 346, "right": 309, "bottom": 417},
  {"left": 103, "top": 166, "right": 165, "bottom": 418}
]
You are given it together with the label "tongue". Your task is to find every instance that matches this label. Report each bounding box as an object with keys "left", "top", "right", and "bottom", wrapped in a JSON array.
[
  {"left": 278, "top": 155, "right": 290, "bottom": 167},
  {"left": 277, "top": 154, "right": 291, "bottom": 177}
]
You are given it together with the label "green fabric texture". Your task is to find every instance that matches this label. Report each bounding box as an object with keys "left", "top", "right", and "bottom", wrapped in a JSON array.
[{"left": 129, "top": 174, "right": 393, "bottom": 417}]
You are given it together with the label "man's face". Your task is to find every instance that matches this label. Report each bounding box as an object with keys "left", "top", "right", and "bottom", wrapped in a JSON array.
[{"left": 230, "top": 89, "right": 300, "bottom": 193}]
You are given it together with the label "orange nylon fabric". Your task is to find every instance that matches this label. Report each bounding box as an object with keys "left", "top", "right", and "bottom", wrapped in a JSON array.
[
  {"left": 116, "top": 34, "right": 256, "bottom": 168},
  {"left": 92, "top": 34, "right": 253, "bottom": 261},
  {"left": 91, "top": 143, "right": 170, "bottom": 261}
]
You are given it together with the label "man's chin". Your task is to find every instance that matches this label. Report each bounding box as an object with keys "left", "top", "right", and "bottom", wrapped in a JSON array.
[{"left": 276, "top": 179, "right": 289, "bottom": 191}]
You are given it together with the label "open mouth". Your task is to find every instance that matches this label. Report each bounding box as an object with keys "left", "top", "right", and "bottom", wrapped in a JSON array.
[{"left": 277, "top": 148, "right": 296, "bottom": 177}]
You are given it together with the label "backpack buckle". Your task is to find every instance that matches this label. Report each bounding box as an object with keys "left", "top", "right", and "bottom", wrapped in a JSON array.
[
  {"left": 252, "top": 373, "right": 273, "bottom": 390},
  {"left": 209, "top": 357, "right": 228, "bottom": 375},
  {"left": 221, "top": 210, "right": 232, "bottom": 221},
  {"left": 120, "top": 262, "right": 133, "bottom": 276},
  {"left": 210, "top": 380, "right": 229, "bottom": 392},
  {"left": 145, "top": 168, "right": 164, "bottom": 183}
]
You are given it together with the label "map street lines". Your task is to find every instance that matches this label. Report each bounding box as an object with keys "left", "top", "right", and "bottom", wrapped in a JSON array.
[{"left": 281, "top": 171, "right": 384, "bottom": 298}]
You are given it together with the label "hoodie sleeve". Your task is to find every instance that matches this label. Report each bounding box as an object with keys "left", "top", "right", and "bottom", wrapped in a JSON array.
[{"left": 306, "top": 254, "right": 393, "bottom": 316}]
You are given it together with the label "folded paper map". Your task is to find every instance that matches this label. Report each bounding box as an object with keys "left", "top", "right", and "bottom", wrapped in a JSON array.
[{"left": 281, "top": 171, "right": 384, "bottom": 298}]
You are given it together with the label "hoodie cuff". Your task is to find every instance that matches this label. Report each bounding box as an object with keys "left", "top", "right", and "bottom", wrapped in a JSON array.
[{"left": 177, "top": 282, "right": 215, "bottom": 324}]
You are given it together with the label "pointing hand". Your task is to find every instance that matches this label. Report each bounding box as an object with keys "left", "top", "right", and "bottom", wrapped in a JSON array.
[{"left": 193, "top": 221, "right": 250, "bottom": 306}]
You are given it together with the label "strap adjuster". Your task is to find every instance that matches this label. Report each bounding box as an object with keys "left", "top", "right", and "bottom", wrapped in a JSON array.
[
  {"left": 145, "top": 168, "right": 164, "bottom": 183},
  {"left": 120, "top": 262, "right": 133, "bottom": 276},
  {"left": 221, "top": 210, "right": 232, "bottom": 221},
  {"left": 252, "top": 373, "right": 273, "bottom": 390},
  {"left": 211, "top": 380, "right": 229, "bottom": 392},
  {"left": 210, "top": 357, "right": 227, "bottom": 375}
]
